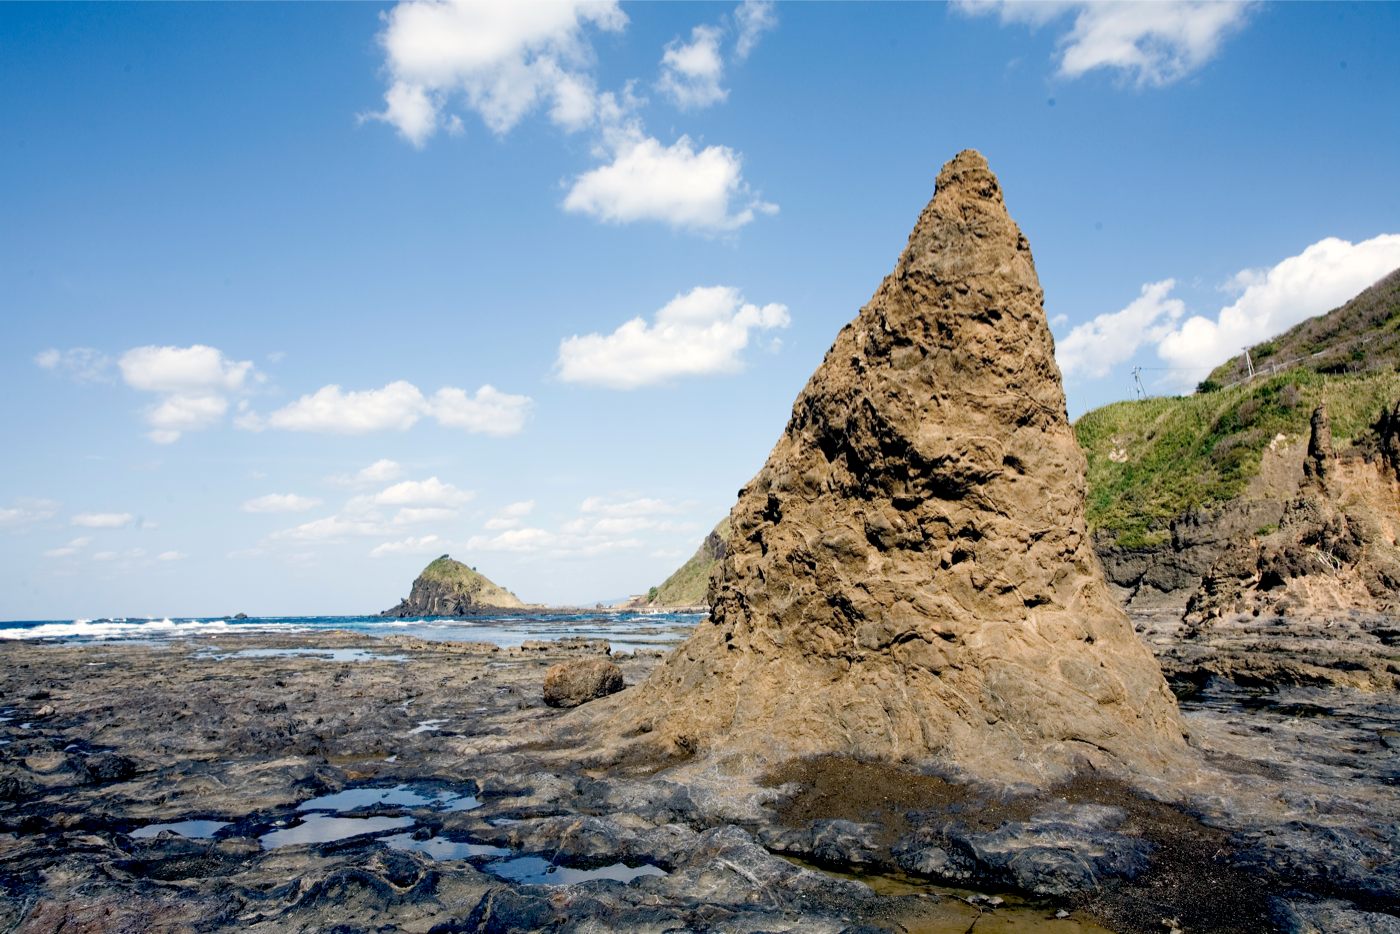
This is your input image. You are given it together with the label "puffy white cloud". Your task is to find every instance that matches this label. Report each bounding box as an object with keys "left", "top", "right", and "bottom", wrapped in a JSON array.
[
  {"left": 734, "top": 0, "right": 777, "bottom": 60},
  {"left": 373, "top": 477, "right": 475, "bottom": 508},
  {"left": 557, "top": 286, "right": 789, "bottom": 388},
  {"left": 1154, "top": 234, "right": 1400, "bottom": 385},
  {"left": 563, "top": 134, "right": 777, "bottom": 233},
  {"left": 955, "top": 0, "right": 1253, "bottom": 86},
  {"left": 118, "top": 344, "right": 257, "bottom": 443},
  {"left": 241, "top": 493, "right": 322, "bottom": 514},
  {"left": 328, "top": 459, "right": 404, "bottom": 487},
  {"left": 1057, "top": 280, "right": 1185, "bottom": 379},
  {"left": 157, "top": 550, "right": 186, "bottom": 561},
  {"left": 34, "top": 347, "right": 112, "bottom": 383},
  {"left": 429, "top": 386, "right": 532, "bottom": 436},
  {"left": 0, "top": 498, "right": 61, "bottom": 529},
  {"left": 119, "top": 344, "right": 253, "bottom": 394},
  {"left": 254, "top": 381, "right": 426, "bottom": 434},
  {"left": 71, "top": 512, "right": 134, "bottom": 529},
  {"left": 44, "top": 537, "right": 92, "bottom": 558},
  {"left": 370, "top": 534, "right": 446, "bottom": 558},
  {"left": 484, "top": 499, "right": 536, "bottom": 530},
  {"left": 244, "top": 381, "right": 531, "bottom": 436},
  {"left": 366, "top": 0, "right": 626, "bottom": 145},
  {"left": 659, "top": 24, "right": 727, "bottom": 110}
]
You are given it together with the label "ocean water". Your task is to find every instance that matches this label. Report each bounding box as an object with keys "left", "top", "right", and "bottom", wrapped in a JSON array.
[{"left": 0, "top": 611, "right": 703, "bottom": 652}]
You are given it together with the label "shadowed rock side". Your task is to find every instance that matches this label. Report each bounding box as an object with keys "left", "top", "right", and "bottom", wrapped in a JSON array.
[
  {"left": 601, "top": 151, "right": 1184, "bottom": 784},
  {"left": 381, "top": 555, "right": 524, "bottom": 617}
]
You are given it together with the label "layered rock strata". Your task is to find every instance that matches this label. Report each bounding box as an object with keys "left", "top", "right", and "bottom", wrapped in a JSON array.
[{"left": 607, "top": 150, "right": 1185, "bottom": 783}]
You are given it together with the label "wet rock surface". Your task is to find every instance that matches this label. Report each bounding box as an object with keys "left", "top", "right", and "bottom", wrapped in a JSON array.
[{"left": 1, "top": 623, "right": 1396, "bottom": 932}]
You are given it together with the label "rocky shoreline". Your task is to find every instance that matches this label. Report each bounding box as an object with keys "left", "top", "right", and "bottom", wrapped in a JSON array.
[{"left": 1, "top": 622, "right": 1396, "bottom": 933}]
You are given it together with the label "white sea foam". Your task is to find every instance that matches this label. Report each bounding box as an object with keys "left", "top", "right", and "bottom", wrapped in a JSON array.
[{"left": 0, "top": 618, "right": 302, "bottom": 641}]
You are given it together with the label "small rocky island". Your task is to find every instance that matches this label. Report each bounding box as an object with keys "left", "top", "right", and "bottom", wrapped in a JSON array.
[{"left": 380, "top": 555, "right": 525, "bottom": 617}]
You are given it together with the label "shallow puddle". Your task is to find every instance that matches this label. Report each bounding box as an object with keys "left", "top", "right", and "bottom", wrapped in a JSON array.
[
  {"left": 408, "top": 719, "right": 448, "bottom": 735},
  {"left": 484, "top": 854, "right": 666, "bottom": 886},
  {"left": 298, "top": 783, "right": 479, "bottom": 813},
  {"left": 382, "top": 832, "right": 512, "bottom": 860},
  {"left": 785, "top": 857, "right": 1113, "bottom": 933},
  {"left": 129, "top": 819, "right": 230, "bottom": 839},
  {"left": 203, "top": 647, "right": 406, "bottom": 663},
  {"left": 260, "top": 814, "right": 413, "bottom": 849}
]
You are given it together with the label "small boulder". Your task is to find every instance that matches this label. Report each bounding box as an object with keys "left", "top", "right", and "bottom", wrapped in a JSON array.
[{"left": 543, "top": 659, "right": 624, "bottom": 708}]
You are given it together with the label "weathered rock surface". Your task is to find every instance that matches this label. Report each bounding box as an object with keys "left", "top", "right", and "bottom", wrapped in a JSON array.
[
  {"left": 543, "top": 658, "right": 624, "bottom": 708},
  {"left": 602, "top": 150, "right": 1183, "bottom": 783},
  {"left": 381, "top": 554, "right": 524, "bottom": 617}
]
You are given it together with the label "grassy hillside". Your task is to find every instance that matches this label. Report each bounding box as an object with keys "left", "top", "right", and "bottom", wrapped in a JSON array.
[
  {"left": 1078, "top": 368, "right": 1400, "bottom": 547},
  {"left": 1203, "top": 268, "right": 1400, "bottom": 389},
  {"left": 418, "top": 555, "right": 523, "bottom": 607},
  {"left": 648, "top": 518, "right": 730, "bottom": 607}
]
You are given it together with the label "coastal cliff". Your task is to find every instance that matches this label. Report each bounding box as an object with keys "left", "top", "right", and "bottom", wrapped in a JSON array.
[{"left": 381, "top": 555, "right": 524, "bottom": 617}]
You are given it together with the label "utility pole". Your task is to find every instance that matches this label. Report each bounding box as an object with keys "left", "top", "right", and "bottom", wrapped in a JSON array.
[
  {"left": 1243, "top": 346, "right": 1255, "bottom": 379},
  {"left": 1131, "top": 365, "right": 1145, "bottom": 400}
]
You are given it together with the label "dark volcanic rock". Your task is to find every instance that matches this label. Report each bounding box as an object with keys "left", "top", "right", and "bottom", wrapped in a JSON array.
[{"left": 543, "top": 658, "right": 624, "bottom": 708}]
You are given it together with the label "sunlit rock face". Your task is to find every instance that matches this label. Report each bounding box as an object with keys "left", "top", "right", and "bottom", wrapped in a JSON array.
[{"left": 614, "top": 150, "right": 1185, "bottom": 784}]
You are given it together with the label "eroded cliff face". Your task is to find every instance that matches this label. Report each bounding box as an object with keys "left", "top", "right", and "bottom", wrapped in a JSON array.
[
  {"left": 1186, "top": 404, "right": 1400, "bottom": 632},
  {"left": 606, "top": 150, "right": 1185, "bottom": 784}
]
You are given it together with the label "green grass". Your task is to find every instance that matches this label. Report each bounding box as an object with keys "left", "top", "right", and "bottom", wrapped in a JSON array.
[
  {"left": 1076, "top": 369, "right": 1400, "bottom": 548},
  {"left": 651, "top": 518, "right": 730, "bottom": 606}
]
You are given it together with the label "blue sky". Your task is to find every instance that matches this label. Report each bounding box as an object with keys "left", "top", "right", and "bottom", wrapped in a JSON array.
[{"left": 3, "top": 1, "right": 1398, "bottom": 618}]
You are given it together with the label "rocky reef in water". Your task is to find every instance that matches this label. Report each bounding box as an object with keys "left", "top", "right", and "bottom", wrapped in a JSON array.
[
  {"left": 597, "top": 150, "right": 1184, "bottom": 784},
  {"left": 381, "top": 555, "right": 524, "bottom": 617}
]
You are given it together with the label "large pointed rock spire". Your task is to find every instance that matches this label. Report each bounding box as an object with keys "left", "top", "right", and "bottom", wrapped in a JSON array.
[{"left": 612, "top": 150, "right": 1184, "bottom": 782}]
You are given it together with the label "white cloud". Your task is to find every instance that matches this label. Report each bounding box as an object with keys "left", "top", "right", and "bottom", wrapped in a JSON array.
[
  {"left": 34, "top": 348, "right": 112, "bottom": 383},
  {"left": 244, "top": 381, "right": 531, "bottom": 436},
  {"left": 0, "top": 498, "right": 61, "bottom": 529},
  {"left": 465, "top": 527, "right": 557, "bottom": 553},
  {"left": 44, "top": 537, "right": 92, "bottom": 559},
  {"left": 564, "top": 134, "right": 777, "bottom": 233},
  {"left": 955, "top": 0, "right": 1253, "bottom": 87},
  {"left": 392, "top": 507, "right": 458, "bottom": 525},
  {"left": 429, "top": 385, "right": 533, "bottom": 436},
  {"left": 373, "top": 477, "right": 475, "bottom": 508},
  {"left": 157, "top": 550, "right": 186, "bottom": 562},
  {"left": 242, "top": 493, "right": 322, "bottom": 514},
  {"left": 366, "top": 0, "right": 627, "bottom": 145},
  {"left": 580, "top": 496, "right": 677, "bottom": 517},
  {"left": 271, "top": 515, "right": 384, "bottom": 543},
  {"left": 71, "top": 512, "right": 134, "bottom": 529},
  {"left": 1057, "top": 280, "right": 1185, "bottom": 379},
  {"left": 253, "top": 381, "right": 426, "bottom": 434},
  {"left": 1154, "top": 234, "right": 1400, "bottom": 385},
  {"left": 484, "top": 499, "right": 536, "bottom": 530},
  {"left": 118, "top": 344, "right": 257, "bottom": 443},
  {"left": 371, "top": 534, "right": 447, "bottom": 558},
  {"left": 734, "top": 0, "right": 777, "bottom": 61},
  {"left": 558, "top": 286, "right": 789, "bottom": 389},
  {"left": 659, "top": 24, "right": 727, "bottom": 110},
  {"left": 329, "top": 459, "right": 404, "bottom": 487}
]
